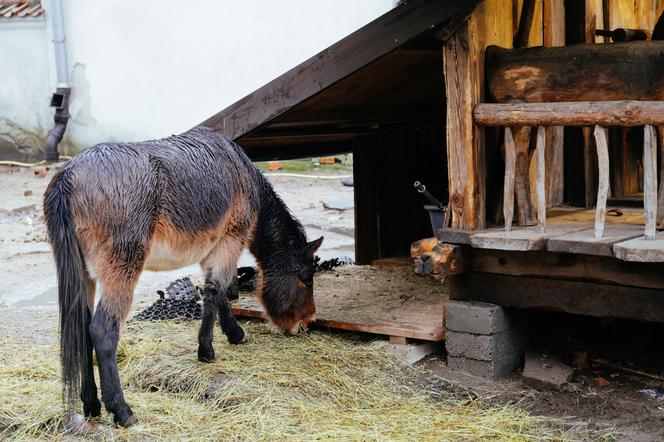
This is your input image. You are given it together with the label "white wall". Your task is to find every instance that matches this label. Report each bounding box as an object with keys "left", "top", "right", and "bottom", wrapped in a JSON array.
[{"left": 1, "top": 0, "right": 395, "bottom": 156}]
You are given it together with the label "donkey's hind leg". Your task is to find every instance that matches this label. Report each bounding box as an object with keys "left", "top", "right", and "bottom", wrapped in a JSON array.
[
  {"left": 81, "top": 277, "right": 101, "bottom": 418},
  {"left": 197, "top": 237, "right": 245, "bottom": 362},
  {"left": 89, "top": 272, "right": 140, "bottom": 427}
]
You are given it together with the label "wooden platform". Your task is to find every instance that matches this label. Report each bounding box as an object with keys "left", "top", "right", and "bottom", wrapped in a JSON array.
[
  {"left": 439, "top": 207, "right": 664, "bottom": 262},
  {"left": 231, "top": 265, "right": 446, "bottom": 341}
]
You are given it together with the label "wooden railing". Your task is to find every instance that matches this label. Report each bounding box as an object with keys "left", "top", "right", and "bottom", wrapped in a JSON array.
[{"left": 473, "top": 100, "right": 664, "bottom": 240}]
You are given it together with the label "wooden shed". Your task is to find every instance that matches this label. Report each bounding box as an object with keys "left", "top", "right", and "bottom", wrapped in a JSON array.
[{"left": 202, "top": 0, "right": 664, "bottom": 340}]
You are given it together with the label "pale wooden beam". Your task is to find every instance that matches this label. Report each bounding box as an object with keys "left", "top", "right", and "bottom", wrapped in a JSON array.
[
  {"left": 657, "top": 126, "right": 664, "bottom": 229},
  {"left": 535, "top": 126, "right": 547, "bottom": 232},
  {"left": 514, "top": 126, "right": 534, "bottom": 225},
  {"left": 644, "top": 125, "right": 658, "bottom": 240},
  {"left": 593, "top": 125, "right": 609, "bottom": 239},
  {"left": 504, "top": 127, "right": 516, "bottom": 232},
  {"left": 474, "top": 101, "right": 664, "bottom": 127}
]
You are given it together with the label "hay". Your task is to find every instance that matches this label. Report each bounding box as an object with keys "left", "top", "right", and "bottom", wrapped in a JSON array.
[{"left": 0, "top": 320, "right": 611, "bottom": 441}]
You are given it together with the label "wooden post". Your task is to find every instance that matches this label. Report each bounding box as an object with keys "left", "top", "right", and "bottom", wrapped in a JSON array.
[
  {"left": 593, "top": 125, "right": 609, "bottom": 239},
  {"left": 535, "top": 126, "right": 546, "bottom": 232},
  {"left": 444, "top": 19, "right": 485, "bottom": 230},
  {"left": 644, "top": 125, "right": 658, "bottom": 240},
  {"left": 658, "top": 126, "right": 664, "bottom": 229},
  {"left": 513, "top": 126, "right": 534, "bottom": 225},
  {"left": 504, "top": 127, "right": 516, "bottom": 232}
]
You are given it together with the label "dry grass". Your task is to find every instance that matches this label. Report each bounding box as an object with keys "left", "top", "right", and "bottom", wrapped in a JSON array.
[{"left": 0, "top": 320, "right": 610, "bottom": 441}]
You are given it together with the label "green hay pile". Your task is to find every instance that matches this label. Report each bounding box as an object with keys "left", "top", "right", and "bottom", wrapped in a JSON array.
[{"left": 1, "top": 320, "right": 606, "bottom": 441}]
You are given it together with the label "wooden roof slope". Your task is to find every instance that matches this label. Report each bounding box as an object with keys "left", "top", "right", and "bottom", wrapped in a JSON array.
[{"left": 201, "top": 0, "right": 482, "bottom": 159}]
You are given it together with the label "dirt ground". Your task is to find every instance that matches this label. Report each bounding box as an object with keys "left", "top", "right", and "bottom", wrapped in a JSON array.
[{"left": 2, "top": 164, "right": 664, "bottom": 440}]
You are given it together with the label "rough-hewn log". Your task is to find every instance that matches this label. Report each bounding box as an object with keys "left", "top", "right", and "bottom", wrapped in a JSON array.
[
  {"left": 503, "top": 127, "right": 516, "bottom": 231},
  {"left": 513, "top": 126, "right": 534, "bottom": 226},
  {"left": 593, "top": 125, "right": 609, "bottom": 239},
  {"left": 644, "top": 125, "right": 657, "bottom": 240},
  {"left": 486, "top": 42, "right": 664, "bottom": 103},
  {"left": 535, "top": 126, "right": 546, "bottom": 232},
  {"left": 474, "top": 101, "right": 664, "bottom": 127},
  {"left": 657, "top": 126, "right": 664, "bottom": 229}
]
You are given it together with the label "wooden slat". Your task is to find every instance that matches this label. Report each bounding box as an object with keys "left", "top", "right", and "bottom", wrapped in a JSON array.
[
  {"left": 593, "top": 125, "right": 609, "bottom": 238},
  {"left": 469, "top": 223, "right": 591, "bottom": 251},
  {"left": 202, "top": 1, "right": 482, "bottom": 139},
  {"left": 658, "top": 126, "right": 664, "bottom": 229},
  {"left": 514, "top": 126, "right": 533, "bottom": 225},
  {"left": 503, "top": 127, "right": 516, "bottom": 232},
  {"left": 614, "top": 232, "right": 664, "bottom": 262},
  {"left": 474, "top": 101, "right": 664, "bottom": 127},
  {"left": 644, "top": 125, "right": 657, "bottom": 239},
  {"left": 535, "top": 126, "right": 546, "bottom": 232},
  {"left": 547, "top": 224, "right": 643, "bottom": 256}
]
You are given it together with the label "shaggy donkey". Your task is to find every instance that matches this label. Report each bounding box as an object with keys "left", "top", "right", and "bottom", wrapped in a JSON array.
[{"left": 44, "top": 126, "right": 323, "bottom": 427}]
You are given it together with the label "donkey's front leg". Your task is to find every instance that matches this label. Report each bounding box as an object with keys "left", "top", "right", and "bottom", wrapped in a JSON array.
[
  {"left": 218, "top": 281, "right": 245, "bottom": 344},
  {"left": 90, "top": 301, "right": 136, "bottom": 427},
  {"left": 197, "top": 279, "right": 219, "bottom": 362}
]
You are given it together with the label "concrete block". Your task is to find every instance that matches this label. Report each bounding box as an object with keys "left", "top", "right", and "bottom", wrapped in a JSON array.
[
  {"left": 445, "top": 300, "right": 513, "bottom": 335},
  {"left": 448, "top": 353, "right": 522, "bottom": 379},
  {"left": 445, "top": 328, "right": 528, "bottom": 361},
  {"left": 385, "top": 341, "right": 440, "bottom": 365},
  {"left": 522, "top": 351, "right": 574, "bottom": 390}
]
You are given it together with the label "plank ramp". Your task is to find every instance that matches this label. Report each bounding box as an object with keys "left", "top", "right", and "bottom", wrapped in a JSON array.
[{"left": 231, "top": 265, "right": 446, "bottom": 341}]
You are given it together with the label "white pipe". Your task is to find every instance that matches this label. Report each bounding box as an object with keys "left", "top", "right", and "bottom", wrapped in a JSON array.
[{"left": 50, "top": 0, "right": 69, "bottom": 86}]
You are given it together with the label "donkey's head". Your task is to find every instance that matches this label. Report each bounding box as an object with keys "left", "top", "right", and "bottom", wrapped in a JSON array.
[{"left": 259, "top": 236, "right": 324, "bottom": 335}]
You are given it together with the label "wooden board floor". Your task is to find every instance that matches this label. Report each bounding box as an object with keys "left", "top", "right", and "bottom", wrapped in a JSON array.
[
  {"left": 231, "top": 265, "right": 447, "bottom": 341},
  {"left": 439, "top": 207, "right": 664, "bottom": 262}
]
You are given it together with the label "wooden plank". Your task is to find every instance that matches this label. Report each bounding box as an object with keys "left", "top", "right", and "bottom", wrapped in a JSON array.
[
  {"left": 485, "top": 42, "right": 664, "bottom": 103},
  {"left": 658, "top": 126, "right": 664, "bottom": 229},
  {"left": 547, "top": 126, "right": 564, "bottom": 206},
  {"left": 449, "top": 272, "right": 664, "bottom": 323},
  {"left": 547, "top": 224, "right": 643, "bottom": 256},
  {"left": 202, "top": 1, "right": 482, "bottom": 139},
  {"left": 513, "top": 0, "right": 536, "bottom": 48},
  {"left": 469, "top": 223, "right": 591, "bottom": 251},
  {"left": 593, "top": 125, "right": 609, "bottom": 238},
  {"left": 614, "top": 232, "right": 664, "bottom": 262},
  {"left": 535, "top": 126, "right": 546, "bottom": 232},
  {"left": 444, "top": 17, "right": 485, "bottom": 230},
  {"left": 644, "top": 125, "right": 657, "bottom": 239},
  {"left": 470, "top": 248, "right": 664, "bottom": 290},
  {"left": 503, "top": 127, "right": 516, "bottom": 232},
  {"left": 474, "top": 101, "right": 664, "bottom": 127},
  {"left": 437, "top": 228, "right": 473, "bottom": 245},
  {"left": 513, "top": 126, "right": 533, "bottom": 226},
  {"left": 232, "top": 265, "right": 446, "bottom": 341}
]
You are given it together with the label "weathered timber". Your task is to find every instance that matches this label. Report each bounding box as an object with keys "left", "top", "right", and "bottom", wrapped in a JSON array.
[
  {"left": 583, "top": 126, "right": 598, "bottom": 208},
  {"left": 546, "top": 225, "right": 642, "bottom": 257},
  {"left": 513, "top": 0, "right": 536, "bottom": 48},
  {"left": 437, "top": 228, "right": 473, "bottom": 245},
  {"left": 513, "top": 126, "right": 534, "bottom": 226},
  {"left": 449, "top": 273, "right": 664, "bottom": 323},
  {"left": 644, "top": 125, "right": 657, "bottom": 239},
  {"left": 474, "top": 101, "right": 664, "bottom": 127},
  {"left": 444, "top": 18, "right": 485, "bottom": 230},
  {"left": 470, "top": 224, "right": 591, "bottom": 251},
  {"left": 535, "top": 126, "right": 546, "bottom": 232},
  {"left": 503, "top": 127, "right": 516, "bottom": 231},
  {"left": 614, "top": 232, "right": 664, "bottom": 262},
  {"left": 593, "top": 125, "right": 609, "bottom": 238},
  {"left": 658, "top": 126, "right": 664, "bottom": 228},
  {"left": 485, "top": 42, "right": 664, "bottom": 104},
  {"left": 470, "top": 248, "right": 664, "bottom": 290}
]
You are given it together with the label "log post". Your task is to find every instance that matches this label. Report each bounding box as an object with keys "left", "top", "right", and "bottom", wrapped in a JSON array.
[
  {"left": 514, "top": 126, "right": 534, "bottom": 225},
  {"left": 535, "top": 126, "right": 546, "bottom": 232},
  {"left": 644, "top": 125, "right": 657, "bottom": 240},
  {"left": 657, "top": 126, "right": 664, "bottom": 229},
  {"left": 504, "top": 127, "right": 516, "bottom": 232},
  {"left": 443, "top": 19, "right": 485, "bottom": 230},
  {"left": 593, "top": 125, "right": 609, "bottom": 239}
]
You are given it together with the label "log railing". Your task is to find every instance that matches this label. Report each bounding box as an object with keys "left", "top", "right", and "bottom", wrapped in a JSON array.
[{"left": 474, "top": 100, "right": 664, "bottom": 240}]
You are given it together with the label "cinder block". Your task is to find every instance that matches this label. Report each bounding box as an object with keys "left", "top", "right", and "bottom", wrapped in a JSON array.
[
  {"left": 385, "top": 341, "right": 440, "bottom": 365},
  {"left": 448, "top": 353, "right": 522, "bottom": 379},
  {"left": 445, "top": 327, "right": 528, "bottom": 361},
  {"left": 445, "top": 300, "right": 513, "bottom": 335}
]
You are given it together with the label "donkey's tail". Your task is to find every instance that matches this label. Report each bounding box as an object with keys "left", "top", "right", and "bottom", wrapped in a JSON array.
[{"left": 44, "top": 167, "right": 90, "bottom": 412}]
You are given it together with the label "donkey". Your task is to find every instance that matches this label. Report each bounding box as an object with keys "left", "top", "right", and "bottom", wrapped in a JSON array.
[{"left": 44, "top": 126, "right": 323, "bottom": 427}]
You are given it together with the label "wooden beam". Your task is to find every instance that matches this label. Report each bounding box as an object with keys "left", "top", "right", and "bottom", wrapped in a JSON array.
[
  {"left": 444, "top": 18, "right": 485, "bottom": 230},
  {"left": 593, "top": 125, "right": 609, "bottom": 238},
  {"left": 486, "top": 42, "right": 664, "bottom": 104},
  {"left": 644, "top": 125, "right": 658, "bottom": 240},
  {"left": 449, "top": 272, "right": 664, "bottom": 323},
  {"left": 513, "top": 0, "right": 536, "bottom": 48},
  {"left": 658, "top": 126, "right": 664, "bottom": 228},
  {"left": 474, "top": 101, "right": 664, "bottom": 127},
  {"left": 513, "top": 126, "right": 534, "bottom": 226},
  {"left": 503, "top": 127, "right": 516, "bottom": 231},
  {"left": 535, "top": 126, "right": 546, "bottom": 232},
  {"left": 201, "top": 0, "right": 482, "bottom": 140}
]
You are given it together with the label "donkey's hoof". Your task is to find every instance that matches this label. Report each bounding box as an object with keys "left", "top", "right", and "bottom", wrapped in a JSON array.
[
  {"left": 227, "top": 326, "right": 245, "bottom": 345},
  {"left": 198, "top": 344, "right": 215, "bottom": 362},
  {"left": 83, "top": 399, "right": 102, "bottom": 418},
  {"left": 115, "top": 413, "right": 138, "bottom": 428}
]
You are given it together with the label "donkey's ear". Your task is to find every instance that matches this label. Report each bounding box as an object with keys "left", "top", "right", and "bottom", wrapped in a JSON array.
[{"left": 305, "top": 236, "right": 324, "bottom": 257}]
